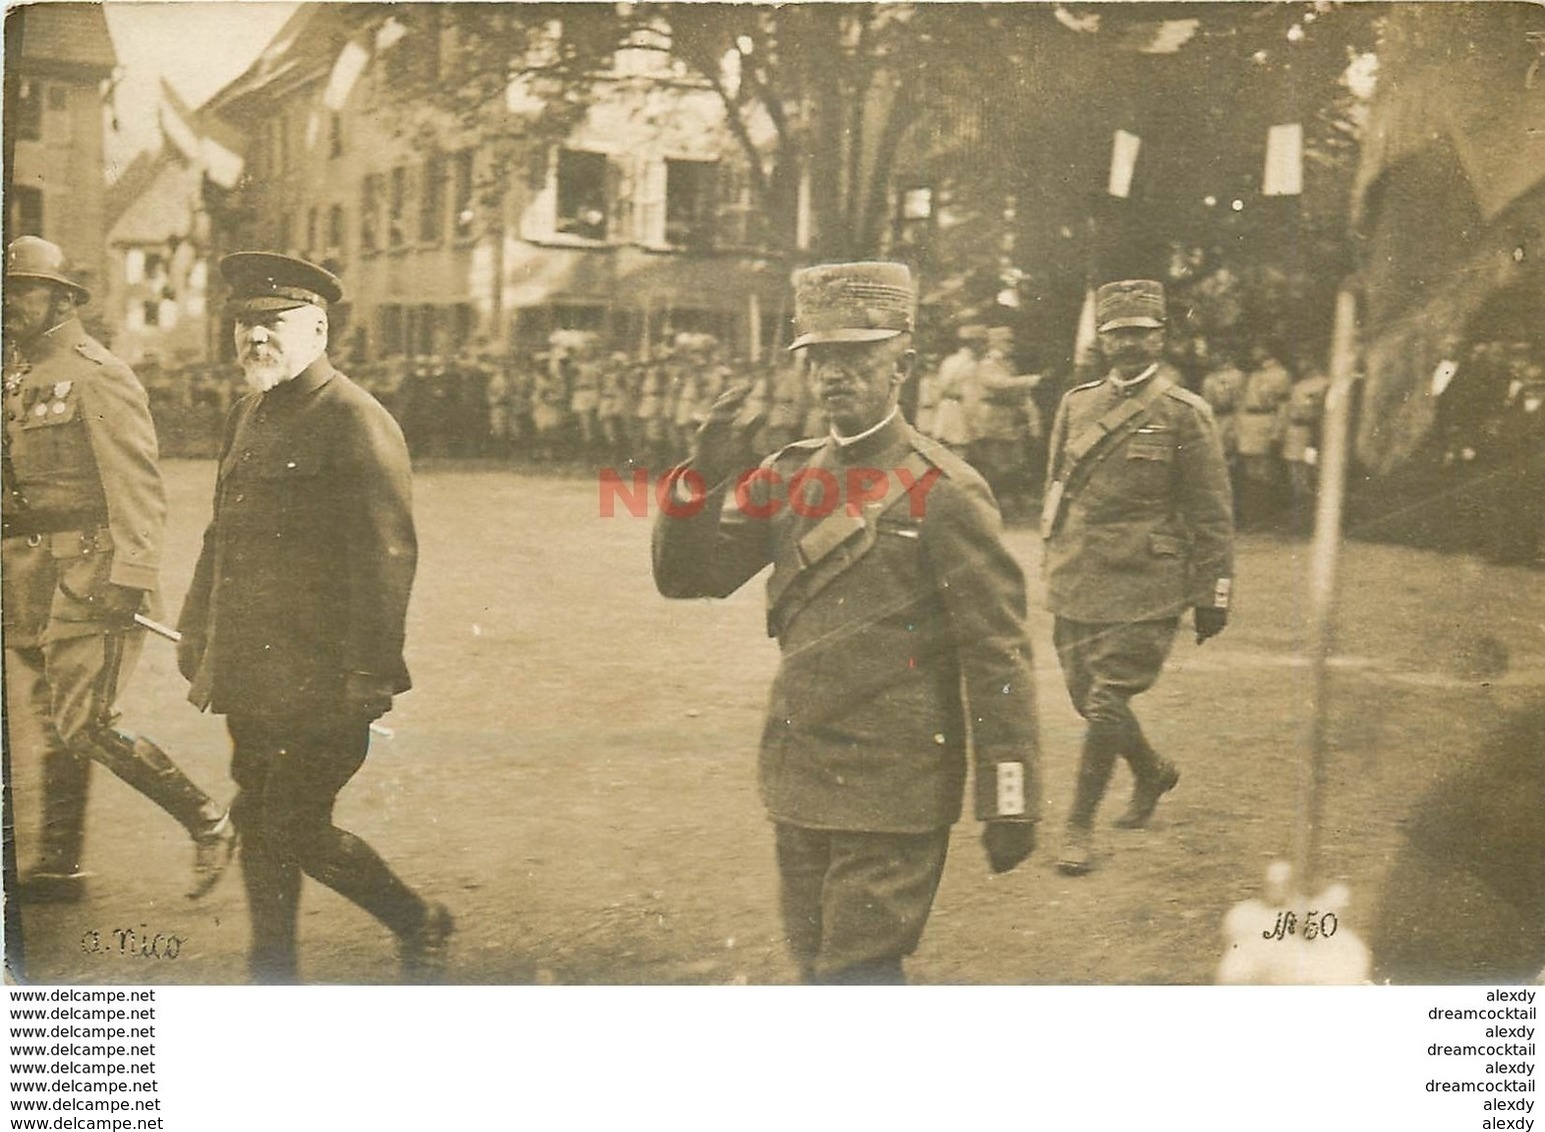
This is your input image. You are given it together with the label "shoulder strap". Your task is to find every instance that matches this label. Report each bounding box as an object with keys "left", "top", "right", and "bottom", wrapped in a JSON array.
[
  {"left": 766, "top": 449, "right": 932, "bottom": 636},
  {"left": 1042, "top": 376, "right": 1172, "bottom": 539}
]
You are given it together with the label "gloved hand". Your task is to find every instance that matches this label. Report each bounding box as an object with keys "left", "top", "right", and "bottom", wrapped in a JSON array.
[
  {"left": 690, "top": 383, "right": 763, "bottom": 488},
  {"left": 1195, "top": 606, "right": 1229, "bottom": 645},
  {"left": 94, "top": 583, "right": 146, "bottom": 626},
  {"left": 343, "top": 671, "right": 395, "bottom": 721},
  {"left": 983, "top": 820, "right": 1036, "bottom": 874},
  {"left": 176, "top": 634, "right": 204, "bottom": 683}
]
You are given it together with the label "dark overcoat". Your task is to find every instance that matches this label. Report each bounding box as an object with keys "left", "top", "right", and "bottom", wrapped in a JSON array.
[{"left": 178, "top": 357, "right": 416, "bottom": 719}]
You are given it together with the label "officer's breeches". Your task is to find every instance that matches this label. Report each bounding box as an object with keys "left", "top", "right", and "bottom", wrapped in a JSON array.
[
  {"left": 1054, "top": 617, "right": 1178, "bottom": 825},
  {"left": 43, "top": 628, "right": 216, "bottom": 836},
  {"left": 774, "top": 824, "right": 950, "bottom": 984},
  {"left": 6, "top": 643, "right": 89, "bottom": 874},
  {"left": 227, "top": 715, "right": 426, "bottom": 980}
]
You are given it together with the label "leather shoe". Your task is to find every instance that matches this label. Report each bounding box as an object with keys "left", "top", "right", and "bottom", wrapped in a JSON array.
[
  {"left": 187, "top": 811, "right": 237, "bottom": 900},
  {"left": 19, "top": 870, "right": 91, "bottom": 904},
  {"left": 1056, "top": 825, "right": 1093, "bottom": 875},
  {"left": 1114, "top": 761, "right": 1180, "bottom": 829},
  {"left": 400, "top": 901, "right": 455, "bottom": 982}
]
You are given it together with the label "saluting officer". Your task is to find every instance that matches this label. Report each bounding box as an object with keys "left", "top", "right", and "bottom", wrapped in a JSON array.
[
  {"left": 1, "top": 236, "right": 235, "bottom": 904},
  {"left": 653, "top": 262, "right": 1042, "bottom": 984},
  {"left": 176, "top": 252, "right": 452, "bottom": 982},
  {"left": 1041, "top": 279, "right": 1234, "bottom": 875}
]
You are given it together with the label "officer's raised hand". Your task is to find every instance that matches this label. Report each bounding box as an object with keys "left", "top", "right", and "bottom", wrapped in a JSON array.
[
  {"left": 983, "top": 820, "right": 1036, "bottom": 874},
  {"left": 1194, "top": 606, "right": 1228, "bottom": 645},
  {"left": 690, "top": 383, "right": 763, "bottom": 487}
]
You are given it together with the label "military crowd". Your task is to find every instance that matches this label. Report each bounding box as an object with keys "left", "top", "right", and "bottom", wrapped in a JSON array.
[{"left": 4, "top": 234, "right": 1538, "bottom": 988}]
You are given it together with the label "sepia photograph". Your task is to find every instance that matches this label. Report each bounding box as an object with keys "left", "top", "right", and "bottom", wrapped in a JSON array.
[{"left": 3, "top": 0, "right": 1541, "bottom": 1012}]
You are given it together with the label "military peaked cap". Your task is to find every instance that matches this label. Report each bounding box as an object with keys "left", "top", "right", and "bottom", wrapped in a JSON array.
[
  {"left": 1096, "top": 279, "right": 1166, "bottom": 331},
  {"left": 221, "top": 251, "right": 343, "bottom": 314},
  {"left": 789, "top": 261, "right": 916, "bottom": 350}
]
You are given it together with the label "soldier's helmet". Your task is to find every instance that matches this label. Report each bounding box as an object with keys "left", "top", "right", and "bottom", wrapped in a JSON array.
[
  {"left": 1095, "top": 279, "right": 1166, "bottom": 332},
  {"left": 789, "top": 261, "right": 916, "bottom": 350},
  {"left": 6, "top": 236, "right": 90, "bottom": 303}
]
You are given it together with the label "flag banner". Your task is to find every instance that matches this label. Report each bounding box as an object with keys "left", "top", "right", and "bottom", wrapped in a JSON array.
[
  {"left": 1073, "top": 286, "right": 1098, "bottom": 367},
  {"left": 1263, "top": 123, "right": 1304, "bottom": 196},
  {"left": 1108, "top": 129, "right": 1141, "bottom": 199},
  {"left": 324, "top": 41, "right": 371, "bottom": 111}
]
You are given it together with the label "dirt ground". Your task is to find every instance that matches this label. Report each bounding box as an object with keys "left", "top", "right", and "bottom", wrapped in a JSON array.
[{"left": 6, "top": 459, "right": 1543, "bottom": 985}]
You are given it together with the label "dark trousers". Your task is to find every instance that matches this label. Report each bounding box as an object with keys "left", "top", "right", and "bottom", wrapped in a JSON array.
[
  {"left": 774, "top": 823, "right": 950, "bottom": 984},
  {"left": 228, "top": 714, "right": 426, "bottom": 982},
  {"left": 1053, "top": 617, "right": 1179, "bottom": 827}
]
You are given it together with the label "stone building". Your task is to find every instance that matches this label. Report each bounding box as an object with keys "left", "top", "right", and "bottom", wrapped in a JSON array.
[{"left": 3, "top": 3, "right": 118, "bottom": 316}]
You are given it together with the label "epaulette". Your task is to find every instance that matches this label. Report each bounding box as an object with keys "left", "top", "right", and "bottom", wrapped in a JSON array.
[
  {"left": 74, "top": 339, "right": 114, "bottom": 366},
  {"left": 908, "top": 431, "right": 976, "bottom": 481},
  {"left": 1162, "top": 383, "right": 1211, "bottom": 411}
]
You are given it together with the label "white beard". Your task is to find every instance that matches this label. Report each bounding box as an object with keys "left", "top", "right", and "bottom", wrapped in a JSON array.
[{"left": 241, "top": 357, "right": 289, "bottom": 393}]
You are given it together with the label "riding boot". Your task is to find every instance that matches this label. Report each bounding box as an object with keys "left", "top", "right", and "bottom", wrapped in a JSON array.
[
  {"left": 37, "top": 742, "right": 91, "bottom": 877},
  {"left": 1059, "top": 726, "right": 1120, "bottom": 874},
  {"left": 84, "top": 729, "right": 223, "bottom": 835},
  {"left": 1114, "top": 730, "right": 1180, "bottom": 829}
]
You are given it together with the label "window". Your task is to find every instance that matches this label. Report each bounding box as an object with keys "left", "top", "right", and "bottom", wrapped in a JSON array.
[
  {"left": 556, "top": 149, "right": 609, "bottom": 241},
  {"left": 379, "top": 304, "right": 404, "bottom": 356},
  {"left": 277, "top": 213, "right": 293, "bottom": 254},
  {"left": 8, "top": 186, "right": 44, "bottom": 239},
  {"left": 12, "top": 78, "right": 42, "bottom": 141},
  {"left": 47, "top": 84, "right": 68, "bottom": 112},
  {"left": 414, "top": 304, "right": 439, "bottom": 355},
  {"left": 328, "top": 113, "right": 344, "bottom": 159},
  {"left": 360, "top": 174, "right": 381, "bottom": 252},
  {"left": 452, "top": 150, "right": 476, "bottom": 240},
  {"left": 419, "top": 153, "right": 445, "bottom": 243},
  {"left": 451, "top": 303, "right": 476, "bottom": 345},
  {"left": 306, "top": 207, "right": 320, "bottom": 256},
  {"left": 389, "top": 166, "right": 408, "bottom": 248},
  {"left": 665, "top": 159, "right": 718, "bottom": 248},
  {"left": 328, "top": 205, "right": 346, "bottom": 253},
  {"left": 142, "top": 301, "right": 160, "bottom": 327},
  {"left": 715, "top": 163, "right": 764, "bottom": 249},
  {"left": 269, "top": 117, "right": 289, "bottom": 175}
]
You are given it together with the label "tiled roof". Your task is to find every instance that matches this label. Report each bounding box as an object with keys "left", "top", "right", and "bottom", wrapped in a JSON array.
[{"left": 10, "top": 3, "right": 118, "bottom": 75}]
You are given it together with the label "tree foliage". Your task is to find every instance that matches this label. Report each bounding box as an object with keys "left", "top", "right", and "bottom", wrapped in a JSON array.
[{"left": 364, "top": 2, "right": 1383, "bottom": 367}]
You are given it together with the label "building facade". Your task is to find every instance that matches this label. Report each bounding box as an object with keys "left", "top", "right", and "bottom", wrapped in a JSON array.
[
  {"left": 201, "top": 5, "right": 788, "bottom": 367},
  {"left": 3, "top": 3, "right": 118, "bottom": 320}
]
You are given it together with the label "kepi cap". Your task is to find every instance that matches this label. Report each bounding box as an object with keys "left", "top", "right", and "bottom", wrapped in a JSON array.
[
  {"left": 221, "top": 251, "right": 342, "bottom": 315},
  {"left": 6, "top": 236, "right": 90, "bottom": 303},
  {"left": 789, "top": 262, "right": 915, "bottom": 350},
  {"left": 1096, "top": 279, "right": 1166, "bottom": 331}
]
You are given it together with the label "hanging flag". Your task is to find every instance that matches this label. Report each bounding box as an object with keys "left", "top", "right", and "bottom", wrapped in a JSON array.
[
  {"left": 1073, "top": 286, "right": 1098, "bottom": 368},
  {"left": 1263, "top": 123, "right": 1304, "bottom": 196},
  {"left": 324, "top": 41, "right": 370, "bottom": 111},
  {"left": 1108, "top": 129, "right": 1141, "bottom": 198}
]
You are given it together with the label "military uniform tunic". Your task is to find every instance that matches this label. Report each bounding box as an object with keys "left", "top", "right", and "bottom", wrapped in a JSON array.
[
  {"left": 654, "top": 413, "right": 1042, "bottom": 833},
  {"left": 1043, "top": 365, "right": 1233, "bottom": 624},
  {"left": 654, "top": 412, "right": 1041, "bottom": 977}
]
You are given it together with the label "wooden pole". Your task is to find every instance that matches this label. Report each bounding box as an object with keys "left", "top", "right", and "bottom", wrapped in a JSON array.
[{"left": 1291, "top": 285, "right": 1360, "bottom": 894}]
